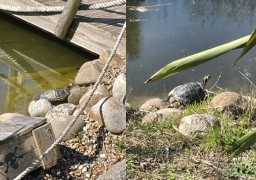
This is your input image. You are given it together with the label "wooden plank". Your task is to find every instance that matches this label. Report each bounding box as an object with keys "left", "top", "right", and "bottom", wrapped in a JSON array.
[
  {"left": 0, "top": 132, "right": 41, "bottom": 180},
  {"left": 32, "top": 123, "right": 59, "bottom": 169},
  {"left": 54, "top": 0, "right": 82, "bottom": 38},
  {"left": 0, "top": 0, "right": 126, "bottom": 55},
  {"left": 0, "top": 113, "right": 46, "bottom": 141}
]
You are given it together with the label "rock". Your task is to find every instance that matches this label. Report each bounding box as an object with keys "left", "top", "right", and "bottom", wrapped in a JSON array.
[
  {"left": 96, "top": 160, "right": 125, "bottom": 180},
  {"left": 112, "top": 73, "right": 126, "bottom": 102},
  {"left": 99, "top": 154, "right": 107, "bottom": 161},
  {"left": 211, "top": 91, "right": 247, "bottom": 115},
  {"left": 45, "top": 103, "right": 76, "bottom": 122},
  {"left": 142, "top": 108, "right": 182, "bottom": 124},
  {"left": 178, "top": 114, "right": 219, "bottom": 137},
  {"left": 48, "top": 115, "right": 85, "bottom": 141},
  {"left": 100, "top": 50, "right": 123, "bottom": 68},
  {"left": 75, "top": 59, "right": 108, "bottom": 85},
  {"left": 139, "top": 98, "right": 167, "bottom": 111},
  {"left": 79, "top": 85, "right": 110, "bottom": 111},
  {"left": 89, "top": 97, "right": 126, "bottom": 134},
  {"left": 0, "top": 113, "right": 24, "bottom": 119},
  {"left": 68, "top": 85, "right": 89, "bottom": 105},
  {"left": 28, "top": 99, "right": 53, "bottom": 117}
]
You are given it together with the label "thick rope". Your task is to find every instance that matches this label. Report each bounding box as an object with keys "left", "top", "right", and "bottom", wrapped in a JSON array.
[
  {"left": 13, "top": 21, "right": 126, "bottom": 180},
  {"left": 0, "top": 0, "right": 126, "bottom": 13}
]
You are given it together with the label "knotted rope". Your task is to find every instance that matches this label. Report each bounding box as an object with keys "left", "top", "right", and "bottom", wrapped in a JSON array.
[{"left": 0, "top": 0, "right": 126, "bottom": 13}]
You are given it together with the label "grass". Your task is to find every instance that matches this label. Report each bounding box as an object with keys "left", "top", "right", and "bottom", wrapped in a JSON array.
[{"left": 126, "top": 93, "right": 256, "bottom": 179}]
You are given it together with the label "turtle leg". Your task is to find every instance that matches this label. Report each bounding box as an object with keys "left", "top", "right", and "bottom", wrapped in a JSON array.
[
  {"left": 173, "top": 102, "right": 183, "bottom": 109},
  {"left": 162, "top": 95, "right": 172, "bottom": 102}
]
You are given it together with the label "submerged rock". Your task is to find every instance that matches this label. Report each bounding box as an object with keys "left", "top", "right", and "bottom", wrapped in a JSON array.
[
  {"left": 139, "top": 98, "right": 167, "bottom": 111},
  {"left": 89, "top": 97, "right": 126, "bottom": 134},
  {"left": 142, "top": 108, "right": 182, "bottom": 124},
  {"left": 75, "top": 59, "right": 108, "bottom": 85},
  {"left": 178, "top": 114, "right": 218, "bottom": 137},
  {"left": 28, "top": 99, "right": 53, "bottom": 117},
  {"left": 112, "top": 73, "right": 126, "bottom": 102}
]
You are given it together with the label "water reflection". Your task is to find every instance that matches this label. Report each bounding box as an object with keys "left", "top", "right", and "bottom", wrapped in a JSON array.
[
  {"left": 127, "top": 0, "right": 256, "bottom": 107},
  {"left": 190, "top": 0, "right": 256, "bottom": 27},
  {"left": 0, "top": 45, "right": 80, "bottom": 114},
  {"left": 0, "top": 12, "right": 95, "bottom": 114}
]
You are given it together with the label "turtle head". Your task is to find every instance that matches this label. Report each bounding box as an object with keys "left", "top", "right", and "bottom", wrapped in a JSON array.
[
  {"left": 202, "top": 75, "right": 211, "bottom": 87},
  {"left": 66, "top": 83, "right": 73, "bottom": 91}
]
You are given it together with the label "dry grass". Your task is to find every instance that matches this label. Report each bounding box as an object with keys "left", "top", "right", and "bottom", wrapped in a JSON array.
[{"left": 126, "top": 94, "right": 256, "bottom": 179}]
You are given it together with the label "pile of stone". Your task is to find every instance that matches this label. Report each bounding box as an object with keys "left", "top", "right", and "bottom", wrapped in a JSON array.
[
  {"left": 138, "top": 91, "right": 251, "bottom": 137},
  {"left": 12, "top": 51, "right": 126, "bottom": 179}
]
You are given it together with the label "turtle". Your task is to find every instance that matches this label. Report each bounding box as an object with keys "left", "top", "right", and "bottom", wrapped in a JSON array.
[
  {"left": 35, "top": 83, "right": 72, "bottom": 103},
  {"left": 163, "top": 75, "right": 211, "bottom": 106}
]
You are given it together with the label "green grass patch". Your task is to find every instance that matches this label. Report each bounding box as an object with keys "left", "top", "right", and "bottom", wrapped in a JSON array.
[{"left": 127, "top": 95, "right": 256, "bottom": 179}]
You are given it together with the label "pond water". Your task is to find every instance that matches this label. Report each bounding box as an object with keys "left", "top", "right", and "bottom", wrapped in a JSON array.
[
  {"left": 127, "top": 0, "right": 256, "bottom": 107},
  {"left": 0, "top": 12, "right": 95, "bottom": 114}
]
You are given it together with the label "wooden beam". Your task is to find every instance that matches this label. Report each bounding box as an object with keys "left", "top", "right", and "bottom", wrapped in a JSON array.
[
  {"left": 0, "top": 0, "right": 126, "bottom": 55},
  {"left": 54, "top": 0, "right": 82, "bottom": 38},
  {"left": 32, "top": 123, "right": 59, "bottom": 169}
]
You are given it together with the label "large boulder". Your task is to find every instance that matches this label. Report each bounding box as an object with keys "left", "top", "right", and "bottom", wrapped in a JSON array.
[
  {"left": 211, "top": 91, "right": 247, "bottom": 115},
  {"left": 178, "top": 114, "right": 219, "bottom": 137},
  {"left": 89, "top": 97, "right": 126, "bottom": 134},
  {"left": 112, "top": 73, "right": 126, "bottom": 102},
  {"left": 139, "top": 98, "right": 167, "bottom": 111},
  {"left": 68, "top": 85, "right": 89, "bottom": 105},
  {"left": 28, "top": 99, "right": 53, "bottom": 117},
  {"left": 99, "top": 50, "right": 124, "bottom": 68},
  {"left": 75, "top": 59, "right": 109, "bottom": 85},
  {"left": 97, "top": 160, "right": 126, "bottom": 180},
  {"left": 49, "top": 115, "right": 85, "bottom": 141},
  {"left": 45, "top": 103, "right": 76, "bottom": 122},
  {"left": 79, "top": 85, "right": 110, "bottom": 111},
  {"left": 142, "top": 108, "right": 182, "bottom": 124}
]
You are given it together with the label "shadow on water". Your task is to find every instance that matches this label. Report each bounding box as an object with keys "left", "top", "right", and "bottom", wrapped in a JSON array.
[
  {"left": 0, "top": 12, "right": 96, "bottom": 114},
  {"left": 127, "top": 0, "right": 256, "bottom": 107}
]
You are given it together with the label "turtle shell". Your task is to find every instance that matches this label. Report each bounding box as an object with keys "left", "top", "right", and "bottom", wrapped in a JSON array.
[
  {"left": 39, "top": 88, "right": 70, "bottom": 102},
  {"left": 172, "top": 82, "right": 205, "bottom": 105}
]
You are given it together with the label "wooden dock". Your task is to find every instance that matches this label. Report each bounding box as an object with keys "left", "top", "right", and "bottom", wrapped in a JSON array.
[{"left": 0, "top": 0, "right": 126, "bottom": 55}]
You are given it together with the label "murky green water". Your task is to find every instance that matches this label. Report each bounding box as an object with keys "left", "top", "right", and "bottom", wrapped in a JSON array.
[
  {"left": 127, "top": 0, "right": 256, "bottom": 107},
  {"left": 0, "top": 12, "right": 96, "bottom": 114}
]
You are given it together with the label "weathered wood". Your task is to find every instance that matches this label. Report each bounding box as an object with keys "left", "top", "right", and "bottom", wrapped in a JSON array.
[
  {"left": 0, "top": 113, "right": 46, "bottom": 141},
  {"left": 32, "top": 123, "right": 59, "bottom": 169},
  {"left": 0, "top": 0, "right": 126, "bottom": 55},
  {"left": 54, "top": 0, "right": 82, "bottom": 38},
  {"left": 0, "top": 114, "right": 59, "bottom": 179},
  {"left": 0, "top": 132, "right": 40, "bottom": 180}
]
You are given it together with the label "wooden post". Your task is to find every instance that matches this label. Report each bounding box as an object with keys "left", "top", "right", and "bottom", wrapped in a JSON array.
[{"left": 54, "top": 0, "right": 82, "bottom": 38}]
